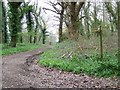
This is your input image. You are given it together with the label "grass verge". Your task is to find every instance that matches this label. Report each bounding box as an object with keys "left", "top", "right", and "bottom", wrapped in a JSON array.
[{"left": 1, "top": 43, "right": 44, "bottom": 56}]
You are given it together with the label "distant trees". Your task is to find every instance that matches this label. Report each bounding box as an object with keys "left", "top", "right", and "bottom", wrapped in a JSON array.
[
  {"left": 44, "top": 1, "right": 119, "bottom": 41},
  {"left": 1, "top": 0, "right": 48, "bottom": 47},
  {"left": 43, "top": 1, "right": 66, "bottom": 43},
  {"left": 26, "top": 5, "right": 33, "bottom": 43},
  {"left": 24, "top": 2, "right": 46, "bottom": 44},
  {"left": 44, "top": 1, "right": 84, "bottom": 41},
  {"left": 1, "top": 1, "right": 119, "bottom": 47},
  {"left": 105, "top": 2, "right": 118, "bottom": 31}
]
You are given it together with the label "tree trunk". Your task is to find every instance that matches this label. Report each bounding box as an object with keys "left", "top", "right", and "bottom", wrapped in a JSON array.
[
  {"left": 70, "top": 15, "right": 78, "bottom": 39},
  {"left": 0, "top": 2, "right": 2, "bottom": 43},
  {"left": 2, "top": 2, "right": 7, "bottom": 43},
  {"left": 94, "top": 2, "right": 98, "bottom": 37},
  {"left": 33, "top": 29, "right": 37, "bottom": 43},
  {"left": 59, "top": 3, "right": 64, "bottom": 43},
  {"left": 99, "top": 26, "right": 103, "bottom": 60},
  {"left": 118, "top": 1, "right": 120, "bottom": 50},
  {"left": 19, "top": 14, "right": 24, "bottom": 43},
  {"left": 26, "top": 9, "right": 32, "bottom": 43},
  {"left": 9, "top": 2, "right": 22, "bottom": 47},
  {"left": 10, "top": 11, "right": 18, "bottom": 47},
  {"left": 42, "top": 29, "right": 46, "bottom": 44},
  {"left": 20, "top": 36, "right": 23, "bottom": 43},
  {"left": 69, "top": 2, "right": 77, "bottom": 39},
  {"left": 69, "top": 2, "right": 84, "bottom": 39}
]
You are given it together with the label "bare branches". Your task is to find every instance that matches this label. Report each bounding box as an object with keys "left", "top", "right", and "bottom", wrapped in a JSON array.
[
  {"left": 43, "top": 7, "right": 60, "bottom": 14},
  {"left": 76, "top": 2, "right": 85, "bottom": 17}
]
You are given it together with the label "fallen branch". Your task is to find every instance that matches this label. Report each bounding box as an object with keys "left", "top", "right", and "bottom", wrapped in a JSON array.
[
  {"left": 66, "top": 51, "right": 73, "bottom": 58},
  {"left": 61, "top": 52, "right": 69, "bottom": 58},
  {"left": 60, "top": 51, "right": 73, "bottom": 59}
]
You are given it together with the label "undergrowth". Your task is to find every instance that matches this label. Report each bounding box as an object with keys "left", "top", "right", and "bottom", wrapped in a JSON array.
[{"left": 39, "top": 40, "right": 119, "bottom": 77}]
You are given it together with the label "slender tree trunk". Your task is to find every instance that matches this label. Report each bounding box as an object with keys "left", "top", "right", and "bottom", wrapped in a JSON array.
[
  {"left": 26, "top": 9, "right": 32, "bottom": 43},
  {"left": 2, "top": 2, "right": 7, "bottom": 43},
  {"left": 99, "top": 25, "right": 103, "bottom": 60},
  {"left": 87, "top": 21, "right": 90, "bottom": 39},
  {"left": 19, "top": 16, "right": 23, "bottom": 43},
  {"left": 109, "top": 16, "right": 114, "bottom": 35},
  {"left": 118, "top": 1, "right": 120, "bottom": 73},
  {"left": 0, "top": 2, "right": 2, "bottom": 43},
  {"left": 18, "top": 19, "right": 23, "bottom": 43},
  {"left": 42, "top": 29, "right": 46, "bottom": 44},
  {"left": 34, "top": 29, "right": 37, "bottom": 43},
  {"left": 94, "top": 2, "right": 98, "bottom": 37},
  {"left": 84, "top": 2, "right": 90, "bottom": 39},
  {"left": 59, "top": 3, "right": 64, "bottom": 43},
  {"left": 38, "top": 34, "right": 42, "bottom": 42},
  {"left": 20, "top": 36, "right": 23, "bottom": 43},
  {"left": 118, "top": 1, "right": 120, "bottom": 50},
  {"left": 79, "top": 11, "right": 84, "bottom": 36}
]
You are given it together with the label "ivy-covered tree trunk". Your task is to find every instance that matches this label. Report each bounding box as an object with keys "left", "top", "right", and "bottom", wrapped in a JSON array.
[
  {"left": 19, "top": 11, "right": 24, "bottom": 43},
  {"left": 33, "top": 15, "right": 38, "bottom": 44},
  {"left": 26, "top": 8, "right": 33, "bottom": 43},
  {"left": 84, "top": 2, "right": 90, "bottom": 39},
  {"left": 2, "top": 2, "right": 7, "bottom": 43},
  {"left": 33, "top": 27, "right": 37, "bottom": 43},
  {"left": 9, "top": 2, "right": 22, "bottom": 47}
]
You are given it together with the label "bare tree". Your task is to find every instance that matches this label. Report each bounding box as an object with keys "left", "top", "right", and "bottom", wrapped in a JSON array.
[{"left": 43, "top": 1, "right": 66, "bottom": 43}]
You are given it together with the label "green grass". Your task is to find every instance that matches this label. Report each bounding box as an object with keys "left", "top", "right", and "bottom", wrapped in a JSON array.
[
  {"left": 39, "top": 40, "right": 119, "bottom": 77},
  {"left": 1, "top": 43, "right": 44, "bottom": 55}
]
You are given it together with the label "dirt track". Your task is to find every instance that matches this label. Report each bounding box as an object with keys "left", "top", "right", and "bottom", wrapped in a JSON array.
[{"left": 2, "top": 47, "right": 119, "bottom": 88}]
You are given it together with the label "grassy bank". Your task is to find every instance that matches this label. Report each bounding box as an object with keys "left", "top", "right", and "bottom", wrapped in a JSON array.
[
  {"left": 1, "top": 43, "right": 44, "bottom": 56},
  {"left": 39, "top": 40, "right": 119, "bottom": 77}
]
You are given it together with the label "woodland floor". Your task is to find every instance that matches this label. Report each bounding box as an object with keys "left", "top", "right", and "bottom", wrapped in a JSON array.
[{"left": 2, "top": 46, "right": 119, "bottom": 88}]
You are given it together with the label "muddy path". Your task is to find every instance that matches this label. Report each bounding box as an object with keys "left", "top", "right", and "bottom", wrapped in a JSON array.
[{"left": 2, "top": 47, "right": 119, "bottom": 88}]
